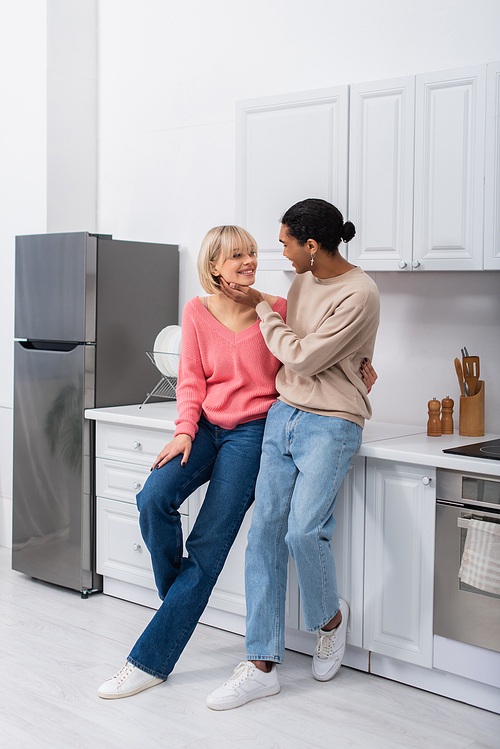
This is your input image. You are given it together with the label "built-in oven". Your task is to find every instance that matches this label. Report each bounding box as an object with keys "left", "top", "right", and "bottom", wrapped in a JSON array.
[{"left": 434, "top": 468, "right": 500, "bottom": 653}]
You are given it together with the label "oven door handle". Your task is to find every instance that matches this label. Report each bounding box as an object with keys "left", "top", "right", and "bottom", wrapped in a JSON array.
[{"left": 457, "top": 515, "right": 500, "bottom": 529}]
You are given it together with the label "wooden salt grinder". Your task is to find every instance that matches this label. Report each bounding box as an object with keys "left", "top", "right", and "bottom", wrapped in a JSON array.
[
  {"left": 441, "top": 396, "right": 454, "bottom": 435},
  {"left": 427, "top": 397, "right": 442, "bottom": 436}
]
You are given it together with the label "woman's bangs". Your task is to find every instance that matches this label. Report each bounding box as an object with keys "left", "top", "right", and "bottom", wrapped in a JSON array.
[{"left": 218, "top": 227, "right": 258, "bottom": 261}]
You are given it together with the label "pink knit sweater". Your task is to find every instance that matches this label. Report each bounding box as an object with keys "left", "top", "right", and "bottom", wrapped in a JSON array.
[{"left": 174, "top": 296, "right": 287, "bottom": 440}]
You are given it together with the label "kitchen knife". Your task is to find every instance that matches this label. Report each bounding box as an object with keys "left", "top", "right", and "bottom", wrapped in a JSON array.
[
  {"left": 454, "top": 357, "right": 466, "bottom": 398},
  {"left": 463, "top": 355, "right": 479, "bottom": 396}
]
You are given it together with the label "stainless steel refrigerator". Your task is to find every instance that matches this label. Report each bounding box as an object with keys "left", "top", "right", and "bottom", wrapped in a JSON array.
[{"left": 12, "top": 232, "right": 179, "bottom": 595}]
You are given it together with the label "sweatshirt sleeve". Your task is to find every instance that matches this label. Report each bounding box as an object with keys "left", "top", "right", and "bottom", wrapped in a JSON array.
[
  {"left": 255, "top": 295, "right": 378, "bottom": 378},
  {"left": 174, "top": 302, "right": 206, "bottom": 440}
]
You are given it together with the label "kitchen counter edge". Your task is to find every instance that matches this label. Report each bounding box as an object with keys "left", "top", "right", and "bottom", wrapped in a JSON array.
[{"left": 84, "top": 403, "right": 500, "bottom": 477}]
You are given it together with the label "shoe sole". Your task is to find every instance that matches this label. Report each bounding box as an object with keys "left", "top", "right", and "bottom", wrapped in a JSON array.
[
  {"left": 206, "top": 683, "right": 280, "bottom": 711},
  {"left": 98, "top": 677, "right": 164, "bottom": 699}
]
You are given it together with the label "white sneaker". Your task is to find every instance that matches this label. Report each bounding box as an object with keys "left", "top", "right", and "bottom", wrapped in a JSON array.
[
  {"left": 206, "top": 661, "right": 280, "bottom": 711},
  {"left": 312, "top": 598, "right": 349, "bottom": 682},
  {"left": 98, "top": 662, "right": 164, "bottom": 699}
]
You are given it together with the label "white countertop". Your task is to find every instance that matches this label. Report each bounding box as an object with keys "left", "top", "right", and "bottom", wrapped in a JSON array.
[
  {"left": 359, "top": 430, "right": 500, "bottom": 477},
  {"left": 86, "top": 402, "right": 179, "bottom": 431},
  {"left": 85, "top": 402, "right": 500, "bottom": 477}
]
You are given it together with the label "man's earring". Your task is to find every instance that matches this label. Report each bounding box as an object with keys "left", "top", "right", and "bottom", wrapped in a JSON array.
[{"left": 310, "top": 253, "right": 315, "bottom": 267}]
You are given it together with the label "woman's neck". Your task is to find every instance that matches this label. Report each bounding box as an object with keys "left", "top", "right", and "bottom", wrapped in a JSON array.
[
  {"left": 312, "top": 249, "right": 355, "bottom": 279},
  {"left": 206, "top": 291, "right": 258, "bottom": 333}
]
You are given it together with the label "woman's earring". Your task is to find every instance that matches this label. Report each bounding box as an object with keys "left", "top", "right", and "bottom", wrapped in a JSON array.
[{"left": 310, "top": 253, "right": 315, "bottom": 267}]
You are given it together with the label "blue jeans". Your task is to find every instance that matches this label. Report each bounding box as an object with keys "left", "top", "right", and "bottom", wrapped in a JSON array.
[
  {"left": 128, "top": 414, "right": 266, "bottom": 679},
  {"left": 245, "top": 400, "right": 362, "bottom": 663}
]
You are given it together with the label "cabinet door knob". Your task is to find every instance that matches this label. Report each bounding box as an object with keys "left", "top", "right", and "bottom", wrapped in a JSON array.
[
  {"left": 132, "top": 481, "right": 141, "bottom": 490},
  {"left": 411, "top": 259, "right": 421, "bottom": 268},
  {"left": 422, "top": 476, "right": 431, "bottom": 485},
  {"left": 133, "top": 543, "right": 141, "bottom": 552},
  {"left": 398, "top": 260, "right": 407, "bottom": 269},
  {"left": 133, "top": 441, "right": 141, "bottom": 450}
]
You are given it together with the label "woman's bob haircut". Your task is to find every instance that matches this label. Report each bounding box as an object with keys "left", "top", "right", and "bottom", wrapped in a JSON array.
[{"left": 197, "top": 225, "right": 258, "bottom": 295}]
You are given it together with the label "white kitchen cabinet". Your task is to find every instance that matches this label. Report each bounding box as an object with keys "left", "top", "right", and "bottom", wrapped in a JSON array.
[
  {"left": 98, "top": 496, "right": 157, "bottom": 591},
  {"left": 348, "top": 77, "right": 415, "bottom": 271},
  {"left": 363, "top": 459, "right": 436, "bottom": 667},
  {"left": 296, "top": 455, "right": 365, "bottom": 648},
  {"left": 95, "top": 420, "right": 186, "bottom": 607},
  {"left": 484, "top": 61, "right": 500, "bottom": 270},
  {"left": 237, "top": 86, "right": 349, "bottom": 270},
  {"left": 349, "top": 66, "right": 488, "bottom": 271},
  {"left": 413, "top": 66, "right": 486, "bottom": 271}
]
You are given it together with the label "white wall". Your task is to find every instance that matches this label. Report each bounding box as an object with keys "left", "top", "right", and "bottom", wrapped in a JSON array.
[
  {"left": 1, "top": 0, "right": 499, "bottom": 546},
  {"left": 96, "top": 0, "right": 500, "bottom": 428},
  {"left": 0, "top": 1, "right": 47, "bottom": 546},
  {"left": 0, "top": 0, "right": 97, "bottom": 547}
]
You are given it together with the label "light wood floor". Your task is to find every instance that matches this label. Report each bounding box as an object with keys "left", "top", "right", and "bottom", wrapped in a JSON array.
[{"left": 0, "top": 547, "right": 499, "bottom": 749}]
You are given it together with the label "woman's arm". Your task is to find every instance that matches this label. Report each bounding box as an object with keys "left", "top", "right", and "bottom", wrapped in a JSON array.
[
  {"left": 221, "top": 277, "right": 378, "bottom": 377},
  {"left": 258, "top": 300, "right": 378, "bottom": 377}
]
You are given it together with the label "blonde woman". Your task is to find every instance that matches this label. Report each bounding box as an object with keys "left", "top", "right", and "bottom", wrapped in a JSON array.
[{"left": 98, "top": 226, "right": 286, "bottom": 699}]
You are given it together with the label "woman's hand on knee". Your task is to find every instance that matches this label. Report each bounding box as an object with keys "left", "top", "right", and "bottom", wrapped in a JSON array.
[{"left": 152, "top": 434, "right": 192, "bottom": 470}]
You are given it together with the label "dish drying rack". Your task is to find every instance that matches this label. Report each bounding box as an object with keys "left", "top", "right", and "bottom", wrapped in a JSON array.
[{"left": 140, "top": 351, "right": 179, "bottom": 407}]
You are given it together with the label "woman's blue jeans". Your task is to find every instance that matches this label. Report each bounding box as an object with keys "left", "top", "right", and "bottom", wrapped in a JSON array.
[
  {"left": 127, "top": 414, "right": 266, "bottom": 679},
  {"left": 244, "top": 400, "right": 362, "bottom": 664}
]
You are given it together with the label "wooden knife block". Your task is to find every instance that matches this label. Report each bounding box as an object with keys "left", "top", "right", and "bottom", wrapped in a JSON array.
[{"left": 459, "top": 380, "right": 484, "bottom": 437}]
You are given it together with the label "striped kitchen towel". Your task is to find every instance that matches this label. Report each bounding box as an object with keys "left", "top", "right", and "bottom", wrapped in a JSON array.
[{"left": 459, "top": 519, "right": 500, "bottom": 596}]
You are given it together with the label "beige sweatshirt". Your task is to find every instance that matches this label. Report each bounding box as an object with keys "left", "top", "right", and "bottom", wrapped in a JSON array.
[{"left": 256, "top": 267, "right": 380, "bottom": 428}]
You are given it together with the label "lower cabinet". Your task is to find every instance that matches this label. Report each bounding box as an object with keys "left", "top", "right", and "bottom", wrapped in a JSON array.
[
  {"left": 363, "top": 459, "right": 436, "bottom": 667},
  {"left": 94, "top": 419, "right": 436, "bottom": 672},
  {"left": 95, "top": 421, "right": 182, "bottom": 606},
  {"left": 97, "top": 496, "right": 156, "bottom": 590},
  {"left": 97, "top": 497, "right": 190, "bottom": 590}
]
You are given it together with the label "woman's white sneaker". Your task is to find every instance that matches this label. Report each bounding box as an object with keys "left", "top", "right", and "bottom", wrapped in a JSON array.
[
  {"left": 312, "top": 598, "right": 349, "bottom": 681},
  {"left": 98, "top": 662, "right": 164, "bottom": 699},
  {"left": 206, "top": 661, "right": 280, "bottom": 710}
]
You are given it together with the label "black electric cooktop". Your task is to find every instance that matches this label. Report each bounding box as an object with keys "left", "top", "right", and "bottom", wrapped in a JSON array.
[{"left": 443, "top": 439, "right": 500, "bottom": 461}]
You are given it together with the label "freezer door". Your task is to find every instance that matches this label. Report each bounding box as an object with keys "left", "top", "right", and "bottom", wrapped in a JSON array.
[
  {"left": 15, "top": 232, "right": 97, "bottom": 342},
  {"left": 12, "top": 341, "right": 98, "bottom": 592}
]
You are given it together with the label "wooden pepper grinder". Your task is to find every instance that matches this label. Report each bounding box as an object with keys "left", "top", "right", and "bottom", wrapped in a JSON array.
[
  {"left": 427, "top": 397, "right": 442, "bottom": 436},
  {"left": 441, "top": 396, "right": 454, "bottom": 435}
]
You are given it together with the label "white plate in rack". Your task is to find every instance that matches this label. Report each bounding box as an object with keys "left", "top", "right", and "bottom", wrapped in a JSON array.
[
  {"left": 168, "top": 328, "right": 182, "bottom": 376},
  {"left": 153, "top": 325, "right": 181, "bottom": 376}
]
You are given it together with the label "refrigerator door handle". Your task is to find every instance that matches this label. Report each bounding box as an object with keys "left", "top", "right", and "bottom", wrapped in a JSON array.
[{"left": 19, "top": 340, "right": 80, "bottom": 352}]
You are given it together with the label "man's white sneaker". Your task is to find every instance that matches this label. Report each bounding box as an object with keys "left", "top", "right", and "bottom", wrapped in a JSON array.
[
  {"left": 98, "top": 662, "right": 164, "bottom": 699},
  {"left": 206, "top": 661, "right": 280, "bottom": 710},
  {"left": 312, "top": 598, "right": 349, "bottom": 682}
]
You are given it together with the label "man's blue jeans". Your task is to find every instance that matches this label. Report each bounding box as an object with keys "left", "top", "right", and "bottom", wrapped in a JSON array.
[
  {"left": 244, "top": 400, "right": 362, "bottom": 664},
  {"left": 127, "top": 414, "right": 266, "bottom": 679}
]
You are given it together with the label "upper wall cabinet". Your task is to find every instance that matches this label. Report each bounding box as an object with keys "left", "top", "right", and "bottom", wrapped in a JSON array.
[
  {"left": 348, "top": 76, "right": 415, "bottom": 271},
  {"left": 413, "top": 66, "right": 486, "bottom": 270},
  {"left": 349, "top": 66, "right": 488, "bottom": 271},
  {"left": 484, "top": 61, "right": 500, "bottom": 270},
  {"left": 236, "top": 87, "right": 349, "bottom": 270},
  {"left": 237, "top": 63, "right": 498, "bottom": 272}
]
